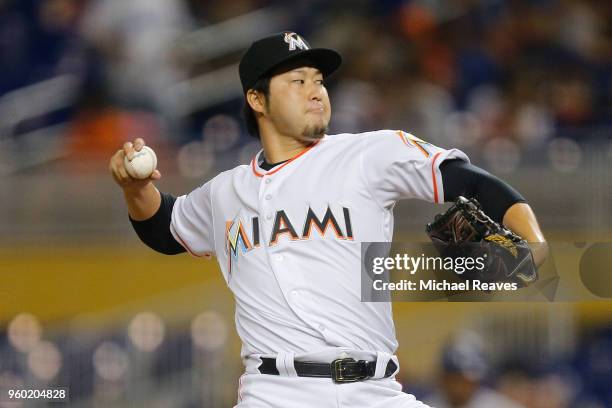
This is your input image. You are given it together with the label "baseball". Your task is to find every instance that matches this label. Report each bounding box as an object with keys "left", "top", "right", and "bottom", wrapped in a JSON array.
[{"left": 124, "top": 146, "right": 157, "bottom": 179}]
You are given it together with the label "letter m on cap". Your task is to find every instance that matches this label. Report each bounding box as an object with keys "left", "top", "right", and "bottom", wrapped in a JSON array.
[{"left": 284, "top": 32, "right": 309, "bottom": 51}]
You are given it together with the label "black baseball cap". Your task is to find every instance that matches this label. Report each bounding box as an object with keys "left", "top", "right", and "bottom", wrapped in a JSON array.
[{"left": 239, "top": 31, "right": 342, "bottom": 93}]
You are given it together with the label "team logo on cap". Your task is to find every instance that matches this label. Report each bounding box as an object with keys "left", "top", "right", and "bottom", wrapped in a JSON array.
[{"left": 284, "top": 32, "right": 309, "bottom": 51}]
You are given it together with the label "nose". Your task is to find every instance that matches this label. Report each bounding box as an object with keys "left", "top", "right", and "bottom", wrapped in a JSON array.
[{"left": 309, "top": 85, "right": 323, "bottom": 101}]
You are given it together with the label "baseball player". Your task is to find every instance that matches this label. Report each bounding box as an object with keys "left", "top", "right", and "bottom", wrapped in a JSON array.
[
  {"left": 109, "top": 32, "right": 547, "bottom": 408},
  {"left": 424, "top": 334, "right": 525, "bottom": 408}
]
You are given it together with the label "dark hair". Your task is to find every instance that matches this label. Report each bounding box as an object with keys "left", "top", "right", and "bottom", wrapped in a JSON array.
[{"left": 241, "top": 76, "right": 271, "bottom": 139}]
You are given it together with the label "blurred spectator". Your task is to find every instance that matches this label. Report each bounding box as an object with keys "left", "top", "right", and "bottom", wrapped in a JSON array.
[
  {"left": 66, "top": 101, "right": 164, "bottom": 163},
  {"left": 424, "top": 332, "right": 524, "bottom": 408},
  {"left": 0, "top": 0, "right": 85, "bottom": 95},
  {"left": 495, "top": 360, "right": 574, "bottom": 408},
  {"left": 497, "top": 361, "right": 545, "bottom": 408},
  {"left": 79, "top": 0, "right": 192, "bottom": 115},
  {"left": 572, "top": 328, "right": 612, "bottom": 407},
  {"left": 4, "top": 0, "right": 609, "bottom": 156},
  {"left": 0, "top": 0, "right": 89, "bottom": 139}
]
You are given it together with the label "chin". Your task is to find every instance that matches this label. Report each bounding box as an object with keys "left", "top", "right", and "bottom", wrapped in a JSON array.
[{"left": 300, "top": 124, "right": 327, "bottom": 142}]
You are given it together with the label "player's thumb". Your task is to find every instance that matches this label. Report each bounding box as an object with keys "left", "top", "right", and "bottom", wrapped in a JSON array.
[{"left": 150, "top": 169, "right": 162, "bottom": 180}]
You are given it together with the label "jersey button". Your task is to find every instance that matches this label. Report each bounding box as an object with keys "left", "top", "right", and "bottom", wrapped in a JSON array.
[
  {"left": 265, "top": 194, "right": 272, "bottom": 200},
  {"left": 274, "top": 254, "right": 284, "bottom": 261},
  {"left": 266, "top": 214, "right": 272, "bottom": 220},
  {"left": 265, "top": 178, "right": 272, "bottom": 184},
  {"left": 318, "top": 324, "right": 326, "bottom": 331}
]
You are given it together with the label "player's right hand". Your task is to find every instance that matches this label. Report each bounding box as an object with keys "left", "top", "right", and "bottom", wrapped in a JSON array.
[{"left": 109, "top": 138, "right": 162, "bottom": 189}]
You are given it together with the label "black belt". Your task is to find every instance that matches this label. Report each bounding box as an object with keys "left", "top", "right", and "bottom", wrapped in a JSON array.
[{"left": 258, "top": 357, "right": 397, "bottom": 383}]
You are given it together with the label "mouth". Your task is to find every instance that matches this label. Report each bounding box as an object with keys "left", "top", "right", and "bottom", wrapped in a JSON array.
[{"left": 307, "top": 107, "right": 325, "bottom": 114}]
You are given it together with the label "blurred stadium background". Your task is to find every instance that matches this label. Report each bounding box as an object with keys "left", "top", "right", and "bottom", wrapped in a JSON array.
[{"left": 1, "top": 0, "right": 611, "bottom": 407}]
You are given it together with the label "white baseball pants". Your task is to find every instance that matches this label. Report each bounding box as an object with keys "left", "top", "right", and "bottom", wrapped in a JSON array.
[{"left": 234, "top": 373, "right": 430, "bottom": 408}]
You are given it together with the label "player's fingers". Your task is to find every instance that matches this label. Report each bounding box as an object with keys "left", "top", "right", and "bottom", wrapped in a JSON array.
[
  {"left": 123, "top": 141, "right": 135, "bottom": 160},
  {"left": 133, "top": 138, "right": 145, "bottom": 151},
  {"left": 111, "top": 169, "right": 126, "bottom": 185},
  {"left": 150, "top": 169, "right": 162, "bottom": 180},
  {"left": 109, "top": 150, "right": 124, "bottom": 174},
  {"left": 109, "top": 164, "right": 125, "bottom": 185},
  {"left": 110, "top": 161, "right": 130, "bottom": 184},
  {"left": 119, "top": 171, "right": 133, "bottom": 185},
  {"left": 109, "top": 150, "right": 133, "bottom": 185}
]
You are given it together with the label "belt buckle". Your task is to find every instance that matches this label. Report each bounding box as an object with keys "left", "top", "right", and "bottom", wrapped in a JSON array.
[{"left": 331, "top": 358, "right": 368, "bottom": 383}]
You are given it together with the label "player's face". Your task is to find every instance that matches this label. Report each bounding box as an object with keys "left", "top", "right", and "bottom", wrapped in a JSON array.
[{"left": 266, "top": 65, "right": 331, "bottom": 142}]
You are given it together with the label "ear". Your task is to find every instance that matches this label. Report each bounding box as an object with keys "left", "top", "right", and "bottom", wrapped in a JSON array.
[{"left": 246, "top": 90, "right": 267, "bottom": 115}]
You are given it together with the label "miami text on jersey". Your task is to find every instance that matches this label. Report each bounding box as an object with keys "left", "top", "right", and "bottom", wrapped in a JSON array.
[{"left": 226, "top": 206, "right": 354, "bottom": 273}]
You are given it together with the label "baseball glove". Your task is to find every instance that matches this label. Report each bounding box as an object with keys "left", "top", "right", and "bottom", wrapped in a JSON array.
[{"left": 426, "top": 196, "right": 537, "bottom": 287}]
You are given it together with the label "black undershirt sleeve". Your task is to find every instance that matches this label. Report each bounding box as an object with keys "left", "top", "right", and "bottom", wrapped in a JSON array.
[
  {"left": 440, "top": 159, "right": 526, "bottom": 223},
  {"left": 129, "top": 192, "right": 186, "bottom": 255}
]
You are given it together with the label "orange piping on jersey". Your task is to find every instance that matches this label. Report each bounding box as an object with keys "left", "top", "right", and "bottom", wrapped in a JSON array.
[
  {"left": 397, "top": 130, "right": 429, "bottom": 157},
  {"left": 396, "top": 130, "right": 409, "bottom": 145},
  {"left": 431, "top": 152, "right": 442, "bottom": 204},
  {"left": 411, "top": 140, "right": 430, "bottom": 158},
  {"left": 251, "top": 140, "right": 321, "bottom": 177},
  {"left": 174, "top": 231, "right": 205, "bottom": 258}
]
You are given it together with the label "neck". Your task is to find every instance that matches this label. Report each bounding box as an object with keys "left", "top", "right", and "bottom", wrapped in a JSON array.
[{"left": 259, "top": 128, "right": 317, "bottom": 163}]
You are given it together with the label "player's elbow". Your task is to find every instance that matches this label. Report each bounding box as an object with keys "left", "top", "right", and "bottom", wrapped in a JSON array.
[
  {"left": 135, "top": 233, "right": 187, "bottom": 255},
  {"left": 150, "top": 242, "right": 187, "bottom": 255}
]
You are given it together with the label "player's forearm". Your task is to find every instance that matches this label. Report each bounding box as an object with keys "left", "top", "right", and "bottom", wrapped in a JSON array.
[
  {"left": 502, "top": 202, "right": 548, "bottom": 266},
  {"left": 123, "top": 182, "right": 161, "bottom": 221}
]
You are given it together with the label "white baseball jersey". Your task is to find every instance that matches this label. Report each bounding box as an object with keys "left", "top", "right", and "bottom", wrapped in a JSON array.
[{"left": 170, "top": 130, "right": 468, "bottom": 367}]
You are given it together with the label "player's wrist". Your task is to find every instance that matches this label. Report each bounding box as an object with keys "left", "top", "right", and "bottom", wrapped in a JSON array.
[
  {"left": 121, "top": 180, "right": 156, "bottom": 195},
  {"left": 123, "top": 185, "right": 161, "bottom": 220},
  {"left": 528, "top": 240, "right": 549, "bottom": 268}
]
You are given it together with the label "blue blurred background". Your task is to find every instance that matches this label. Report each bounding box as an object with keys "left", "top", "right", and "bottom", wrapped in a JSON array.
[{"left": 1, "top": 0, "right": 611, "bottom": 407}]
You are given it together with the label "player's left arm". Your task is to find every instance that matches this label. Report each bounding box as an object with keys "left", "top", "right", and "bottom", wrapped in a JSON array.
[
  {"left": 502, "top": 202, "right": 548, "bottom": 266},
  {"left": 441, "top": 159, "right": 548, "bottom": 266}
]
